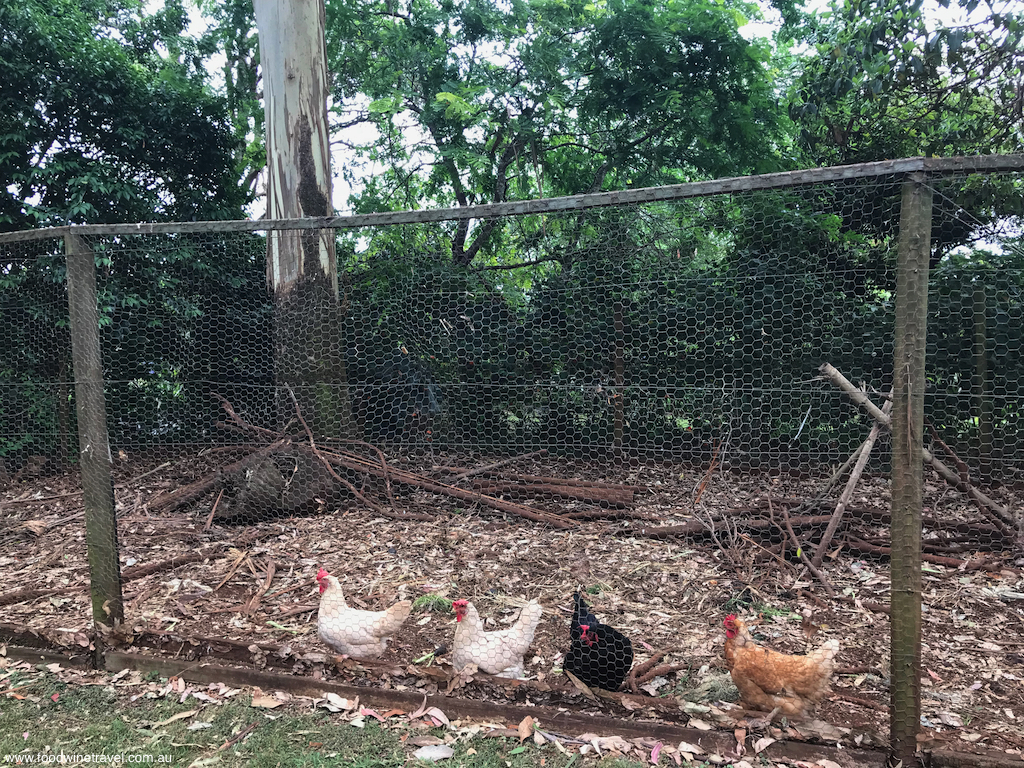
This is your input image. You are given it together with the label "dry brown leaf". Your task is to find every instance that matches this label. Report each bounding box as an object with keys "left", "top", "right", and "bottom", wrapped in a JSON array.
[
  {"left": 518, "top": 715, "right": 535, "bottom": 742},
  {"left": 152, "top": 709, "right": 198, "bottom": 727},
  {"left": 251, "top": 693, "right": 282, "bottom": 709},
  {"left": 409, "top": 735, "right": 446, "bottom": 747}
]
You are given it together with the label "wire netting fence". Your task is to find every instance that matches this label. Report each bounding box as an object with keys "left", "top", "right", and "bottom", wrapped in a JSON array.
[{"left": 2, "top": 158, "right": 1023, "bottom": 762}]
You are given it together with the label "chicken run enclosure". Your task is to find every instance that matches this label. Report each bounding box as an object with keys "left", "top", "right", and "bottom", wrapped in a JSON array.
[{"left": 2, "top": 156, "right": 1024, "bottom": 766}]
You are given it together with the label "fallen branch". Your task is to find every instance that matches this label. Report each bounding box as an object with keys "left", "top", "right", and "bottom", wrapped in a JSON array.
[
  {"left": 471, "top": 480, "right": 634, "bottom": 508},
  {"left": 449, "top": 451, "right": 549, "bottom": 481},
  {"left": 0, "top": 584, "right": 82, "bottom": 608},
  {"left": 812, "top": 397, "right": 893, "bottom": 569},
  {"left": 831, "top": 593, "right": 891, "bottom": 615},
  {"left": 121, "top": 552, "right": 209, "bottom": 581},
  {"left": 146, "top": 440, "right": 287, "bottom": 515},
  {"left": 322, "top": 451, "right": 574, "bottom": 529},
  {"left": 819, "top": 363, "right": 1016, "bottom": 535},
  {"left": 627, "top": 513, "right": 836, "bottom": 539},
  {"left": 772, "top": 498, "right": 836, "bottom": 597},
  {"left": 482, "top": 474, "right": 644, "bottom": 491},
  {"left": 845, "top": 536, "right": 999, "bottom": 571}
]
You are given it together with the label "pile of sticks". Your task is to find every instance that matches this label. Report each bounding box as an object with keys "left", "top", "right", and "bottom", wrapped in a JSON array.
[{"left": 144, "top": 396, "right": 650, "bottom": 529}]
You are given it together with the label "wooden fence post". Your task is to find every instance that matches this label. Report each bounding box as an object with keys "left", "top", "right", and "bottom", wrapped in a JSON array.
[
  {"left": 890, "top": 172, "right": 931, "bottom": 766},
  {"left": 65, "top": 233, "right": 124, "bottom": 628}
]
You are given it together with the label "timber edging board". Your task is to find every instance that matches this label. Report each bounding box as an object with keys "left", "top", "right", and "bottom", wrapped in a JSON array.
[
  {"left": 4, "top": 641, "right": 1021, "bottom": 768},
  {"left": 103, "top": 650, "right": 886, "bottom": 768}
]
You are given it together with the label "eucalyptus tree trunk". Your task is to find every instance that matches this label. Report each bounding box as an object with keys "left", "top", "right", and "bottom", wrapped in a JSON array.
[{"left": 253, "top": 0, "right": 355, "bottom": 438}]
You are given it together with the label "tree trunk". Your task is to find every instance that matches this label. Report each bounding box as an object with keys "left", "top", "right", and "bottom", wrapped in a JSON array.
[{"left": 253, "top": 0, "right": 356, "bottom": 438}]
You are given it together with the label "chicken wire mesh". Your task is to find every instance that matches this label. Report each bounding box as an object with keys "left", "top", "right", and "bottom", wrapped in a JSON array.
[{"left": 1, "top": 162, "right": 1023, "bottom": 758}]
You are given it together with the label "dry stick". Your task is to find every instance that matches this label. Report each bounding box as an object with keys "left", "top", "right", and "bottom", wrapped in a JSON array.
[
  {"left": 245, "top": 560, "right": 277, "bottom": 615},
  {"left": 832, "top": 691, "right": 889, "bottom": 712},
  {"left": 831, "top": 593, "right": 891, "bottom": 616},
  {"left": 122, "top": 552, "right": 209, "bottom": 581},
  {"left": 925, "top": 417, "right": 1017, "bottom": 542},
  {"left": 203, "top": 489, "right": 224, "bottom": 532},
  {"left": 630, "top": 513, "right": 837, "bottom": 540},
  {"left": 263, "top": 582, "right": 308, "bottom": 601},
  {"left": 626, "top": 650, "right": 667, "bottom": 694},
  {"left": 147, "top": 440, "right": 287, "bottom": 516},
  {"left": 323, "top": 436, "right": 403, "bottom": 512},
  {"left": 450, "top": 450, "right": 549, "bottom": 481},
  {"left": 276, "top": 604, "right": 317, "bottom": 619},
  {"left": 693, "top": 441, "right": 722, "bottom": 506},
  {"left": 634, "top": 662, "right": 690, "bottom": 687},
  {"left": 322, "top": 450, "right": 574, "bottom": 529},
  {"left": 218, "top": 722, "right": 258, "bottom": 751},
  {"left": 811, "top": 398, "right": 893, "bottom": 569},
  {"left": 471, "top": 480, "right": 634, "bottom": 508},
  {"left": 0, "top": 584, "right": 82, "bottom": 608},
  {"left": 213, "top": 393, "right": 281, "bottom": 441},
  {"left": 283, "top": 391, "right": 434, "bottom": 523},
  {"left": 845, "top": 536, "right": 997, "bottom": 571},
  {"left": 770, "top": 497, "right": 836, "bottom": 597},
  {"left": 818, "top": 363, "right": 1016, "bottom": 534},
  {"left": 477, "top": 473, "right": 642, "bottom": 491},
  {"left": 927, "top": 419, "right": 971, "bottom": 484}
]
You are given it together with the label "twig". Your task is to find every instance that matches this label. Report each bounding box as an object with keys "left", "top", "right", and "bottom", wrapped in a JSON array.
[
  {"left": 218, "top": 722, "right": 258, "bottom": 751},
  {"left": 263, "top": 582, "right": 308, "bottom": 601},
  {"left": 276, "top": 604, "right": 317, "bottom": 619},
  {"left": 203, "top": 489, "right": 224, "bottom": 532},
  {"left": 450, "top": 450, "right": 549, "bottom": 481},
  {"left": 245, "top": 560, "right": 277, "bottom": 615},
  {"left": 831, "top": 691, "right": 889, "bottom": 712},
  {"left": 771, "top": 497, "right": 836, "bottom": 597},
  {"left": 284, "top": 393, "right": 434, "bottom": 522},
  {"left": 693, "top": 441, "right": 721, "bottom": 506},
  {"left": 831, "top": 593, "right": 891, "bottom": 616}
]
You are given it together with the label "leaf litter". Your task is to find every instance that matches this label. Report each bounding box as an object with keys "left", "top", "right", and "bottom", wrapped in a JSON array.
[{"left": 1, "top": 451, "right": 1022, "bottom": 759}]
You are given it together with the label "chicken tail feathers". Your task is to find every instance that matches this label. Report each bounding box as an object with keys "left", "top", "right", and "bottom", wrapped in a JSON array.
[
  {"left": 375, "top": 600, "right": 413, "bottom": 636},
  {"left": 515, "top": 600, "right": 544, "bottom": 646},
  {"left": 808, "top": 638, "right": 840, "bottom": 666}
]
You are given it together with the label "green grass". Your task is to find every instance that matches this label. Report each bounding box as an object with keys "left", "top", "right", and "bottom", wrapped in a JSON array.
[
  {"left": 412, "top": 593, "right": 453, "bottom": 614},
  {"left": 0, "top": 666, "right": 653, "bottom": 767}
]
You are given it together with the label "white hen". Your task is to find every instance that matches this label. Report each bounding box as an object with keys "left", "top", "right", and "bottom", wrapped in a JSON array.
[
  {"left": 451, "top": 598, "right": 543, "bottom": 678},
  {"left": 316, "top": 568, "right": 412, "bottom": 659}
]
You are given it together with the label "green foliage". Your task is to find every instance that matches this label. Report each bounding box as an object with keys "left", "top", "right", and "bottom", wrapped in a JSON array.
[
  {"left": 325, "top": 0, "right": 786, "bottom": 264},
  {"left": 788, "top": 0, "right": 1024, "bottom": 165},
  {"left": 0, "top": 0, "right": 249, "bottom": 230},
  {"left": 413, "top": 593, "right": 454, "bottom": 613}
]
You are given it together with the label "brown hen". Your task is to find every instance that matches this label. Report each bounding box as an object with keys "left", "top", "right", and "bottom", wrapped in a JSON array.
[{"left": 723, "top": 614, "right": 838, "bottom": 721}]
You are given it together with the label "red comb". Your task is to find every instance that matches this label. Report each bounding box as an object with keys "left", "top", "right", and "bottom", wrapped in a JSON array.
[
  {"left": 724, "top": 614, "right": 737, "bottom": 624},
  {"left": 316, "top": 567, "right": 329, "bottom": 580}
]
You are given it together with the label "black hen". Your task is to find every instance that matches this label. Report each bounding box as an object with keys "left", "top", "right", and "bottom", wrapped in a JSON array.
[{"left": 564, "top": 592, "right": 633, "bottom": 691}]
